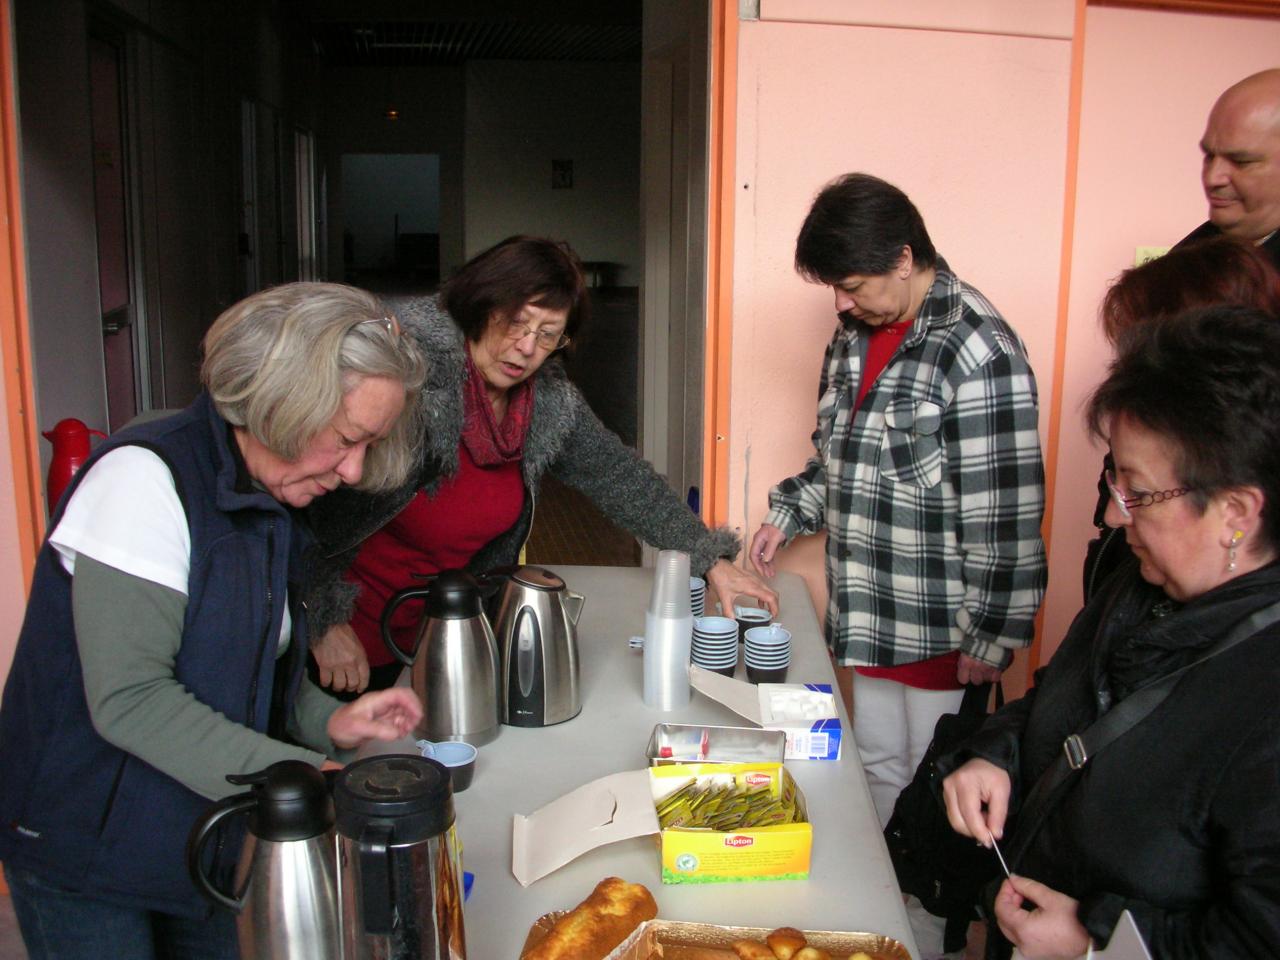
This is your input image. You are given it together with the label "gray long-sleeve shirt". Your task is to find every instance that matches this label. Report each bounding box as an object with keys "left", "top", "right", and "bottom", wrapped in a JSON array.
[{"left": 71, "top": 553, "right": 342, "bottom": 800}]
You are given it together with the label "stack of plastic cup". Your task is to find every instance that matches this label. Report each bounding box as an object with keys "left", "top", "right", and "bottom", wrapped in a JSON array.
[
  {"left": 643, "top": 550, "right": 694, "bottom": 710},
  {"left": 744, "top": 624, "right": 791, "bottom": 683},
  {"left": 691, "top": 616, "right": 738, "bottom": 677},
  {"left": 734, "top": 601, "right": 772, "bottom": 644},
  {"left": 689, "top": 577, "right": 706, "bottom": 617}
]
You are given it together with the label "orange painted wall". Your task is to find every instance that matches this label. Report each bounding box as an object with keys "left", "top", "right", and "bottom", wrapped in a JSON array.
[
  {"left": 1040, "top": 6, "right": 1280, "bottom": 662},
  {"left": 730, "top": 9, "right": 1073, "bottom": 692},
  {"left": 726, "top": 1, "right": 1280, "bottom": 685},
  {"left": 0, "top": 0, "right": 38, "bottom": 694}
]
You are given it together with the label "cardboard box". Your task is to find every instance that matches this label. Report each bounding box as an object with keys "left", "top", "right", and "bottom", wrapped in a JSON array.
[
  {"left": 511, "top": 761, "right": 811, "bottom": 886},
  {"left": 645, "top": 723, "right": 787, "bottom": 766},
  {"left": 651, "top": 762, "right": 810, "bottom": 884},
  {"left": 689, "top": 666, "right": 843, "bottom": 760}
]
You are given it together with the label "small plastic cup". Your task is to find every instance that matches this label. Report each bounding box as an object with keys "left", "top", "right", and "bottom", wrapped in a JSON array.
[
  {"left": 735, "top": 604, "right": 773, "bottom": 644},
  {"left": 418, "top": 740, "right": 477, "bottom": 792}
]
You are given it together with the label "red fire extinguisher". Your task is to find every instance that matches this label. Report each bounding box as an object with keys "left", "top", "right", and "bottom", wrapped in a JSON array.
[{"left": 42, "top": 418, "right": 108, "bottom": 509}]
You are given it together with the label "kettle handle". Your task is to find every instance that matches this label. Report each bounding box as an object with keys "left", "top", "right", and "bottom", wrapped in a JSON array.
[
  {"left": 381, "top": 584, "right": 432, "bottom": 666},
  {"left": 357, "top": 822, "right": 396, "bottom": 935},
  {"left": 186, "top": 792, "right": 256, "bottom": 912}
]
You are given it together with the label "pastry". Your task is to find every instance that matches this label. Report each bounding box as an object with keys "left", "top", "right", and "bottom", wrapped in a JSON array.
[
  {"left": 522, "top": 877, "right": 657, "bottom": 960},
  {"left": 793, "top": 949, "right": 831, "bottom": 960},
  {"left": 767, "top": 927, "right": 807, "bottom": 958},
  {"left": 732, "top": 941, "right": 779, "bottom": 960}
]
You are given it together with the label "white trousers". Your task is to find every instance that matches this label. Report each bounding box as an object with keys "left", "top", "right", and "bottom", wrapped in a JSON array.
[
  {"left": 853, "top": 673, "right": 967, "bottom": 960},
  {"left": 852, "top": 672, "right": 966, "bottom": 828}
]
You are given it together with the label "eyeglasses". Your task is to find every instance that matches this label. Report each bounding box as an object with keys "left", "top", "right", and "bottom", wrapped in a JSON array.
[
  {"left": 502, "top": 317, "right": 569, "bottom": 351},
  {"left": 1104, "top": 469, "right": 1194, "bottom": 520},
  {"left": 355, "top": 316, "right": 399, "bottom": 337}
]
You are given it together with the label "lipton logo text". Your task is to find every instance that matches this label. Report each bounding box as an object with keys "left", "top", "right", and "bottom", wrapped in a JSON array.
[
  {"left": 744, "top": 773, "right": 770, "bottom": 786},
  {"left": 724, "top": 835, "right": 754, "bottom": 848}
]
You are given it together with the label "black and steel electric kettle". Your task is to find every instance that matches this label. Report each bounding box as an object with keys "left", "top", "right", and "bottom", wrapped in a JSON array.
[{"left": 487, "top": 565, "right": 585, "bottom": 727}]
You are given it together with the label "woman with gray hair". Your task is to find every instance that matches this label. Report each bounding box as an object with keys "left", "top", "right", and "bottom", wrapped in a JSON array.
[{"left": 0, "top": 282, "right": 426, "bottom": 960}]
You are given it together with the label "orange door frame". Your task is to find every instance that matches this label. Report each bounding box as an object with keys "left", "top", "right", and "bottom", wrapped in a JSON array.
[
  {"left": 0, "top": 0, "right": 43, "bottom": 589},
  {"left": 702, "top": 0, "right": 738, "bottom": 529}
]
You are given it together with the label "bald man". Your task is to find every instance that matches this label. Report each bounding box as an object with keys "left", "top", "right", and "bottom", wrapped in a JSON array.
[{"left": 1178, "top": 68, "right": 1280, "bottom": 266}]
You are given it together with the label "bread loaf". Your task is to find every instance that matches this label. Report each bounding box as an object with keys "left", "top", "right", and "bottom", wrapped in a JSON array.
[{"left": 523, "top": 877, "right": 658, "bottom": 960}]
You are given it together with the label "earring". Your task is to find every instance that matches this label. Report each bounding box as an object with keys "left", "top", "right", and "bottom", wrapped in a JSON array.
[{"left": 1228, "top": 530, "right": 1244, "bottom": 572}]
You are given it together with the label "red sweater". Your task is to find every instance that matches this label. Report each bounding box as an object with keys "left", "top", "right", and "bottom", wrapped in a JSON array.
[
  {"left": 850, "top": 318, "right": 962, "bottom": 691},
  {"left": 346, "top": 444, "right": 524, "bottom": 666}
]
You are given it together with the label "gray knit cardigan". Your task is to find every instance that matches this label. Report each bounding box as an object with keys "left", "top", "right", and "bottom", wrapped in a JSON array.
[{"left": 305, "top": 295, "right": 739, "bottom": 635}]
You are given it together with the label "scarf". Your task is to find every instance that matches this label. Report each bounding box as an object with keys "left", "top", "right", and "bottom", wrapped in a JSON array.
[
  {"left": 461, "top": 351, "right": 534, "bottom": 466},
  {"left": 1094, "top": 559, "right": 1280, "bottom": 705}
]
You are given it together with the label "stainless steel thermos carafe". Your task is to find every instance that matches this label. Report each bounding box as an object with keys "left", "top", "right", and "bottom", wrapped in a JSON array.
[
  {"left": 383, "top": 569, "right": 501, "bottom": 746},
  {"left": 334, "top": 755, "right": 466, "bottom": 960},
  {"left": 187, "top": 761, "right": 340, "bottom": 960}
]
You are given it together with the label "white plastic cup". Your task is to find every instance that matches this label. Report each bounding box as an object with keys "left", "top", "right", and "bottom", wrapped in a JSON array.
[
  {"left": 643, "top": 550, "right": 693, "bottom": 709},
  {"left": 649, "top": 550, "right": 692, "bottom": 619}
]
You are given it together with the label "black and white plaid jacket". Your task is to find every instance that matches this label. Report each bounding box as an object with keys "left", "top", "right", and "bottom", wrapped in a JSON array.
[{"left": 764, "top": 259, "right": 1046, "bottom": 669}]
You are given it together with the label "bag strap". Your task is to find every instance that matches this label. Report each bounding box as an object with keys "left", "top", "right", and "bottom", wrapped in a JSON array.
[
  {"left": 958, "top": 679, "right": 1006, "bottom": 718},
  {"left": 1007, "top": 597, "right": 1280, "bottom": 867}
]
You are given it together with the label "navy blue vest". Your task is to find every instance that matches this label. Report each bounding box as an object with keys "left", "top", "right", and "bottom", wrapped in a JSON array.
[{"left": 0, "top": 393, "right": 312, "bottom": 916}]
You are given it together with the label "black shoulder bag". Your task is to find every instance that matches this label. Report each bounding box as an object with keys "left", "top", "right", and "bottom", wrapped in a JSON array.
[{"left": 883, "top": 681, "right": 1005, "bottom": 953}]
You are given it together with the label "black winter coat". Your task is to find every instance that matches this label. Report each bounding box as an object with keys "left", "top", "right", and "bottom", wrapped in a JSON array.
[{"left": 940, "top": 562, "right": 1280, "bottom": 958}]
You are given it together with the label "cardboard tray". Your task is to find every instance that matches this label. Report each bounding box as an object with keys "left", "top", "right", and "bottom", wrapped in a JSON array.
[
  {"left": 522, "top": 914, "right": 911, "bottom": 960},
  {"left": 646, "top": 723, "right": 787, "bottom": 766}
]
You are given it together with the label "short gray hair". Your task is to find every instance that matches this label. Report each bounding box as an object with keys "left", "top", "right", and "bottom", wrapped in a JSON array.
[{"left": 201, "top": 282, "right": 426, "bottom": 492}]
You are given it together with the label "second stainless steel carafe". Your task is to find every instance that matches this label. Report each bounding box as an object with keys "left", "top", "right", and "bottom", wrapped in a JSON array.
[
  {"left": 382, "top": 569, "right": 500, "bottom": 745},
  {"left": 334, "top": 755, "right": 466, "bottom": 960}
]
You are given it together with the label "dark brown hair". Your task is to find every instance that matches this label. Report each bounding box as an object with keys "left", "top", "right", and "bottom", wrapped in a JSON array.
[
  {"left": 795, "top": 173, "right": 937, "bottom": 284},
  {"left": 1100, "top": 236, "right": 1280, "bottom": 343},
  {"left": 1087, "top": 306, "right": 1280, "bottom": 551},
  {"left": 442, "top": 235, "right": 589, "bottom": 345}
]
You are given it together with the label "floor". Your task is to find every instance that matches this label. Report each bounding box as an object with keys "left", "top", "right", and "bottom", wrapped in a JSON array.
[{"left": 525, "top": 474, "right": 641, "bottom": 568}]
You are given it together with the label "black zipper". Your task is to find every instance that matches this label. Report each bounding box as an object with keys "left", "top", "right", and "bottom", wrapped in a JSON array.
[
  {"left": 246, "top": 520, "right": 276, "bottom": 727},
  {"left": 96, "top": 756, "right": 128, "bottom": 834}
]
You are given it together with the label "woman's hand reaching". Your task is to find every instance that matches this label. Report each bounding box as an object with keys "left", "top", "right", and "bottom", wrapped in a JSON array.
[
  {"left": 312, "top": 622, "right": 370, "bottom": 693},
  {"left": 942, "top": 757, "right": 1012, "bottom": 844},
  {"left": 706, "top": 558, "right": 780, "bottom": 618},
  {"left": 326, "top": 687, "right": 422, "bottom": 749},
  {"left": 994, "top": 875, "right": 1091, "bottom": 959},
  {"left": 748, "top": 524, "right": 787, "bottom": 579}
]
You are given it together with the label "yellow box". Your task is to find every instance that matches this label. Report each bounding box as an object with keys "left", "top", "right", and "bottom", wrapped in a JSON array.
[{"left": 649, "top": 762, "right": 811, "bottom": 884}]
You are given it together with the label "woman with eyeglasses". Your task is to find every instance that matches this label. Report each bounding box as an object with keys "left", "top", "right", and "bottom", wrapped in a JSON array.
[
  {"left": 0, "top": 283, "right": 426, "bottom": 960},
  {"left": 939, "top": 306, "right": 1280, "bottom": 959},
  {"left": 1082, "top": 236, "right": 1280, "bottom": 602},
  {"left": 307, "top": 235, "right": 778, "bottom": 695}
]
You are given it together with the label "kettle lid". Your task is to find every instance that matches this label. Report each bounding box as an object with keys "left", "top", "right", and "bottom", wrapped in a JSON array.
[
  {"left": 225, "top": 760, "right": 333, "bottom": 841},
  {"left": 510, "top": 565, "right": 565, "bottom": 591},
  {"left": 333, "top": 755, "right": 454, "bottom": 844},
  {"left": 425, "top": 569, "right": 485, "bottom": 619}
]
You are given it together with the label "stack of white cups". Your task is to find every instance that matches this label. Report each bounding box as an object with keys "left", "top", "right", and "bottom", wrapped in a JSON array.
[
  {"left": 643, "top": 550, "right": 694, "bottom": 710},
  {"left": 689, "top": 576, "right": 706, "bottom": 617}
]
